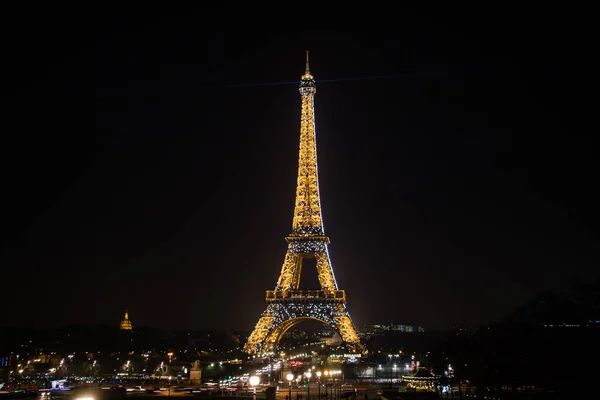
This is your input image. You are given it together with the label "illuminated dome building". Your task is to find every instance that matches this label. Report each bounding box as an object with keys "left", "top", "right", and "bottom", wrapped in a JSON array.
[{"left": 120, "top": 310, "right": 133, "bottom": 330}]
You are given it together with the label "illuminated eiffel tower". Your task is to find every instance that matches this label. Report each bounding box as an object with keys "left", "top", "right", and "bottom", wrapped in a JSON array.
[{"left": 244, "top": 52, "right": 365, "bottom": 356}]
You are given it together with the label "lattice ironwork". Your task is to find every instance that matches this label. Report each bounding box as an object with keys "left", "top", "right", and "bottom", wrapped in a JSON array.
[{"left": 244, "top": 52, "right": 365, "bottom": 356}]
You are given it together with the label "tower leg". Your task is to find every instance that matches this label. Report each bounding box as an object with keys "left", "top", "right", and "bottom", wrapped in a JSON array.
[
  {"left": 244, "top": 311, "right": 276, "bottom": 355},
  {"left": 316, "top": 251, "right": 337, "bottom": 291},
  {"left": 333, "top": 306, "right": 364, "bottom": 353},
  {"left": 276, "top": 251, "right": 301, "bottom": 291}
]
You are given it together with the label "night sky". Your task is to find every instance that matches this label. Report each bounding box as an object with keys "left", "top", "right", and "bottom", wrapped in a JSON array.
[{"left": 2, "top": 6, "right": 597, "bottom": 331}]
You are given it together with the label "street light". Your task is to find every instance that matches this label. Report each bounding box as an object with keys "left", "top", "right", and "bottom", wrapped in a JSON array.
[
  {"left": 287, "top": 373, "right": 295, "bottom": 400},
  {"left": 316, "top": 371, "right": 321, "bottom": 399},
  {"left": 305, "top": 372, "right": 312, "bottom": 400},
  {"left": 249, "top": 376, "right": 260, "bottom": 399}
]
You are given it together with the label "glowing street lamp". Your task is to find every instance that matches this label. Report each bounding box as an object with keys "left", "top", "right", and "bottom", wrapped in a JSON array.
[
  {"left": 249, "top": 376, "right": 260, "bottom": 399},
  {"left": 316, "top": 371, "right": 321, "bottom": 399},
  {"left": 305, "top": 371, "right": 312, "bottom": 400},
  {"left": 287, "top": 373, "right": 294, "bottom": 400}
]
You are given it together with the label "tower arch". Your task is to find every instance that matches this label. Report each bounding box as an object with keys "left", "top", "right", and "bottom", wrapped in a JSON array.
[{"left": 264, "top": 316, "right": 330, "bottom": 352}]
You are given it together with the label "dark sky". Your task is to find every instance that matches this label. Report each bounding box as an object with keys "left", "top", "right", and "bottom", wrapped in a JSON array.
[{"left": 1, "top": 6, "right": 597, "bottom": 331}]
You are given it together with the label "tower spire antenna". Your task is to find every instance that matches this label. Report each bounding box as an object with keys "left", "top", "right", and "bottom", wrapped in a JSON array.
[{"left": 305, "top": 49, "right": 310, "bottom": 74}]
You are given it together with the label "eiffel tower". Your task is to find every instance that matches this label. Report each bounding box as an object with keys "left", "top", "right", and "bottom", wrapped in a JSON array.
[{"left": 244, "top": 51, "right": 365, "bottom": 356}]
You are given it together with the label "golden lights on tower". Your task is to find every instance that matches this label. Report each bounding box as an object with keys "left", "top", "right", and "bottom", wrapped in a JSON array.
[{"left": 243, "top": 53, "right": 365, "bottom": 356}]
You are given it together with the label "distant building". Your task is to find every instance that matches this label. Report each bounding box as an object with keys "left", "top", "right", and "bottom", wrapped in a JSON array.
[
  {"left": 120, "top": 310, "right": 133, "bottom": 330},
  {"left": 360, "top": 323, "right": 424, "bottom": 338}
]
